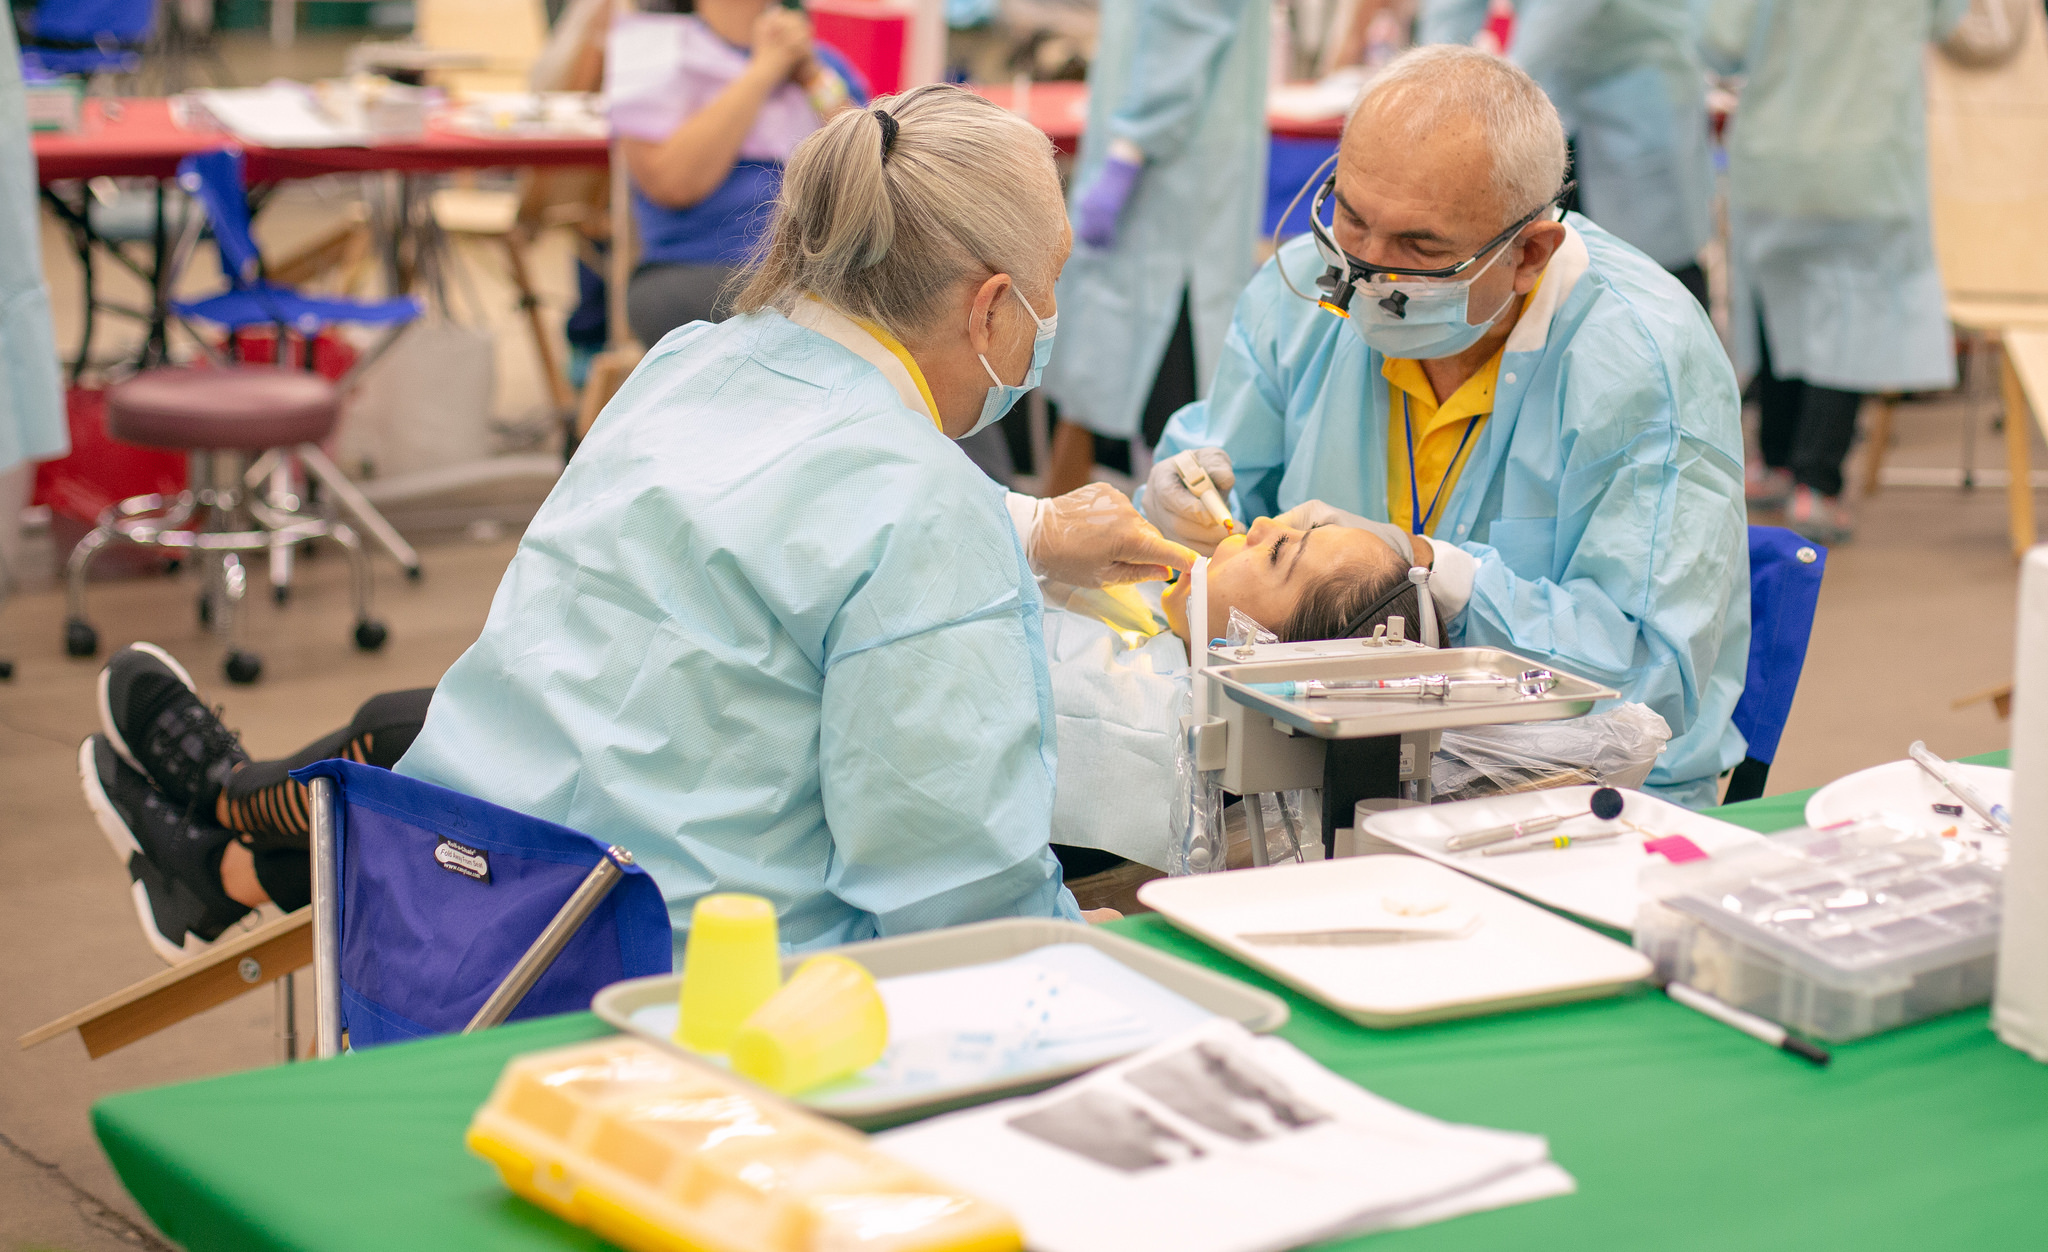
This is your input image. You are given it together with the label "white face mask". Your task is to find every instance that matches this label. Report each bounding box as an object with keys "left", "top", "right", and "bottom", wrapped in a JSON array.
[
  {"left": 967, "top": 287, "right": 1057, "bottom": 438},
  {"left": 1347, "top": 239, "right": 1518, "bottom": 360}
]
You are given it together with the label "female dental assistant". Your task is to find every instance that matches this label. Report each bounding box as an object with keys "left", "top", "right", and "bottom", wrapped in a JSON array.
[{"left": 398, "top": 86, "right": 1192, "bottom": 951}]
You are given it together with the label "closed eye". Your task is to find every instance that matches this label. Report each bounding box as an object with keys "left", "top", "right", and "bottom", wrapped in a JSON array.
[{"left": 1269, "top": 534, "right": 1289, "bottom": 567}]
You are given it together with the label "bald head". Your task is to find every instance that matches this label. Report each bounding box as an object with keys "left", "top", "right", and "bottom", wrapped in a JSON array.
[{"left": 1343, "top": 45, "right": 1567, "bottom": 232}]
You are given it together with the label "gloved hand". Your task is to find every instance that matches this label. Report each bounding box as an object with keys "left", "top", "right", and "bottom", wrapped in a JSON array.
[
  {"left": 1073, "top": 149, "right": 1143, "bottom": 249},
  {"left": 1141, "top": 447, "right": 1237, "bottom": 555},
  {"left": 1273, "top": 499, "right": 1416, "bottom": 567},
  {"left": 1026, "top": 483, "right": 1198, "bottom": 587}
]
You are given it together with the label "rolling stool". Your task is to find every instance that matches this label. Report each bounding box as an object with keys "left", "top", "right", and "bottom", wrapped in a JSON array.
[{"left": 61, "top": 367, "right": 390, "bottom": 683}]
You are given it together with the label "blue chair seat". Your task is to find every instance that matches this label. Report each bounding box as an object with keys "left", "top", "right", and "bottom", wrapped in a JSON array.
[{"left": 173, "top": 285, "right": 423, "bottom": 333}]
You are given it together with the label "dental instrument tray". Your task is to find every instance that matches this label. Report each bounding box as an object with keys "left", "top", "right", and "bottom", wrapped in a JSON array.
[
  {"left": 1633, "top": 817, "right": 2003, "bottom": 1042},
  {"left": 1137, "top": 855, "right": 1653, "bottom": 1027},
  {"left": 1207, "top": 646, "right": 1615, "bottom": 739},
  {"left": 592, "top": 918, "right": 1288, "bottom": 1129}
]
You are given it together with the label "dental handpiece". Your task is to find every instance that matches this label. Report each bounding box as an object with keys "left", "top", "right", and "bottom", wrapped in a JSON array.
[{"left": 1171, "top": 450, "right": 1237, "bottom": 535}]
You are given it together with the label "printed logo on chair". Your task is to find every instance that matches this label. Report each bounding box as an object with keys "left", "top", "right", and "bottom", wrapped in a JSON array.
[{"left": 434, "top": 838, "right": 491, "bottom": 882}]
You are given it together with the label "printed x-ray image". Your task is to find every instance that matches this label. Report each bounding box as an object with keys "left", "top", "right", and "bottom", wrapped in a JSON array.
[
  {"left": 1008, "top": 1090, "right": 1208, "bottom": 1172},
  {"left": 1125, "top": 1041, "right": 1329, "bottom": 1141}
]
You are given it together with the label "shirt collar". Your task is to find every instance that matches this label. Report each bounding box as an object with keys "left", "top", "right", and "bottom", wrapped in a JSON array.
[
  {"left": 1502, "top": 221, "right": 1589, "bottom": 355},
  {"left": 786, "top": 297, "right": 943, "bottom": 431}
]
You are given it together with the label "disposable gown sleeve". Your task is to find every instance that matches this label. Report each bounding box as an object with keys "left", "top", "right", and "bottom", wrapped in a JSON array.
[
  {"left": 1103, "top": 0, "right": 1254, "bottom": 165},
  {"left": 817, "top": 585, "right": 1081, "bottom": 935},
  {"left": 1153, "top": 286, "right": 1294, "bottom": 520},
  {"left": 1447, "top": 363, "right": 1747, "bottom": 786}
]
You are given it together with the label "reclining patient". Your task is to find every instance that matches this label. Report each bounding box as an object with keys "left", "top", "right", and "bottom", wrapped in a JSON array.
[
  {"left": 78, "top": 516, "right": 1413, "bottom": 961},
  {"left": 1041, "top": 516, "right": 1414, "bottom": 874}
]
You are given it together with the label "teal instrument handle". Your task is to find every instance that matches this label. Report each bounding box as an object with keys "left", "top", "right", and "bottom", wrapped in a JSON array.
[{"left": 1246, "top": 681, "right": 1304, "bottom": 697}]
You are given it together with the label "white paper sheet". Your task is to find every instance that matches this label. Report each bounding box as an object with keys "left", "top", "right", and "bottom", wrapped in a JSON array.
[{"left": 878, "top": 1020, "right": 1572, "bottom": 1252}]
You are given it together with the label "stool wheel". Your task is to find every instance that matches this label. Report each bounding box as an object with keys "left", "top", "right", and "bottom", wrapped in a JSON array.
[
  {"left": 197, "top": 593, "right": 212, "bottom": 628},
  {"left": 64, "top": 619, "right": 99, "bottom": 658},
  {"left": 164, "top": 559, "right": 181, "bottom": 575},
  {"left": 0, "top": 659, "right": 13, "bottom": 680},
  {"left": 405, "top": 564, "right": 423, "bottom": 582},
  {"left": 224, "top": 651, "right": 263, "bottom": 684},
  {"left": 354, "top": 620, "right": 388, "bottom": 652},
  {"left": 273, "top": 584, "right": 290, "bottom": 605}
]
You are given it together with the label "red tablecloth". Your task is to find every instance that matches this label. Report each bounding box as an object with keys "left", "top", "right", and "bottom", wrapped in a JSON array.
[
  {"left": 36, "top": 91, "right": 1341, "bottom": 184},
  {"left": 966, "top": 79, "right": 1346, "bottom": 149},
  {"left": 33, "top": 98, "right": 609, "bottom": 184}
]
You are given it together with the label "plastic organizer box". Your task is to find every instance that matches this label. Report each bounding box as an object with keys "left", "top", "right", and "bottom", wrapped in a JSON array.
[
  {"left": 1633, "top": 818, "right": 2001, "bottom": 1042},
  {"left": 466, "top": 1037, "right": 1022, "bottom": 1252}
]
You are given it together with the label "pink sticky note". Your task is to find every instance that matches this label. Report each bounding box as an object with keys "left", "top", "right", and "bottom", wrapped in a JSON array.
[{"left": 1644, "top": 835, "right": 1709, "bottom": 864}]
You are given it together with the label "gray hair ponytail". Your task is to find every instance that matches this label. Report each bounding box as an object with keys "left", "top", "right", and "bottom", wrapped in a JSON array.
[{"left": 735, "top": 84, "right": 1066, "bottom": 336}]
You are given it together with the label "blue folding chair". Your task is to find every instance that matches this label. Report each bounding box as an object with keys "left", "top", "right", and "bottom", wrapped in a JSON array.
[
  {"left": 168, "top": 148, "right": 426, "bottom": 584},
  {"left": 17, "top": 0, "right": 154, "bottom": 78},
  {"left": 1724, "top": 525, "right": 1828, "bottom": 803},
  {"left": 172, "top": 148, "right": 423, "bottom": 363},
  {"left": 296, "top": 759, "right": 673, "bottom": 1054}
]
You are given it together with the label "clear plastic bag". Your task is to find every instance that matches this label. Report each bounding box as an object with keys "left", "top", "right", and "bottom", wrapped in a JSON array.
[
  {"left": 1168, "top": 687, "right": 1227, "bottom": 875},
  {"left": 1431, "top": 703, "right": 1672, "bottom": 802},
  {"left": 1239, "top": 790, "right": 1312, "bottom": 866},
  {"left": 1223, "top": 608, "right": 1277, "bottom": 648}
]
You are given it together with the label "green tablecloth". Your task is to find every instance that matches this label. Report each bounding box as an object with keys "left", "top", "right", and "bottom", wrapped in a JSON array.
[{"left": 95, "top": 760, "right": 2048, "bottom": 1252}]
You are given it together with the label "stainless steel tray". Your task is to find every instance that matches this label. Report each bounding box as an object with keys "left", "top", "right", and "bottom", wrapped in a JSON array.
[
  {"left": 591, "top": 918, "right": 1288, "bottom": 1129},
  {"left": 1208, "top": 646, "right": 1616, "bottom": 739}
]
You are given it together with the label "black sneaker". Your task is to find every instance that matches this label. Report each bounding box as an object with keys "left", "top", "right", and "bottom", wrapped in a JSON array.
[
  {"left": 98, "top": 643, "right": 250, "bottom": 816},
  {"left": 79, "top": 735, "right": 252, "bottom": 964}
]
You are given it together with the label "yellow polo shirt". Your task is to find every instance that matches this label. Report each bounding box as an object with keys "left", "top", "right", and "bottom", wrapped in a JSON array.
[{"left": 1384, "top": 347, "right": 1503, "bottom": 537}]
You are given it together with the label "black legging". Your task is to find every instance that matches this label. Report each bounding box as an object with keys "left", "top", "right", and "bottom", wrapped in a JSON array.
[
  {"left": 1753, "top": 319, "right": 1863, "bottom": 498},
  {"left": 231, "top": 689, "right": 434, "bottom": 911}
]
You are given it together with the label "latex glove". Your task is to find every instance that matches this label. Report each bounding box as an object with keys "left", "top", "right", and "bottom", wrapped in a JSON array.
[
  {"left": 1073, "top": 147, "right": 1143, "bottom": 248},
  {"left": 1141, "top": 447, "right": 1237, "bottom": 555},
  {"left": 1027, "top": 483, "right": 1198, "bottom": 587},
  {"left": 1273, "top": 499, "right": 1416, "bottom": 567}
]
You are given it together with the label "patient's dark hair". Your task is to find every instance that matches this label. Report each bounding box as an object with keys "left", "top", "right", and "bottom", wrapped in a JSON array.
[{"left": 1279, "top": 559, "right": 1414, "bottom": 644}]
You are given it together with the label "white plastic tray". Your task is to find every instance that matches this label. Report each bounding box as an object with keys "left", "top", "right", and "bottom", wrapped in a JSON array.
[
  {"left": 1137, "top": 856, "right": 1652, "bottom": 1028},
  {"left": 1358, "top": 786, "right": 1765, "bottom": 932},
  {"left": 1806, "top": 759, "right": 2010, "bottom": 864},
  {"left": 591, "top": 917, "right": 1287, "bottom": 1129}
]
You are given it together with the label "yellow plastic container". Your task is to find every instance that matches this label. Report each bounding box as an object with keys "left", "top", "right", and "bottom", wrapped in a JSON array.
[
  {"left": 466, "top": 1038, "right": 1021, "bottom": 1252},
  {"left": 730, "top": 955, "right": 889, "bottom": 1094},
  {"left": 676, "top": 894, "right": 782, "bottom": 1054}
]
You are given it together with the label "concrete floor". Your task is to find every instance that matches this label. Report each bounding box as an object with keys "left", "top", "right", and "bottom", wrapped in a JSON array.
[{"left": 5, "top": 28, "right": 2042, "bottom": 1252}]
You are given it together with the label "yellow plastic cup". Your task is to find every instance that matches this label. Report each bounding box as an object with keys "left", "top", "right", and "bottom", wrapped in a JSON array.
[
  {"left": 729, "top": 954, "right": 889, "bottom": 1094},
  {"left": 675, "top": 894, "right": 782, "bottom": 1054}
]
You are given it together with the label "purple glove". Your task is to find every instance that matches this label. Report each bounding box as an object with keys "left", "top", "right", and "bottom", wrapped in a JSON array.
[{"left": 1074, "top": 153, "right": 1143, "bottom": 248}]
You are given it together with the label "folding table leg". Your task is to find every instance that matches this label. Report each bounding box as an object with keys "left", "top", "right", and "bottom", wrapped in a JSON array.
[{"left": 2002, "top": 343, "right": 2036, "bottom": 561}]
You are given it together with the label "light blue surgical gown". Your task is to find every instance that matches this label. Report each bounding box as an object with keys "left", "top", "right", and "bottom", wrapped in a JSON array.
[
  {"left": 398, "top": 310, "right": 1080, "bottom": 953},
  {"left": 1418, "top": 0, "right": 1714, "bottom": 271},
  {"left": 2, "top": 21, "right": 68, "bottom": 477},
  {"left": 1705, "top": 0, "right": 1969, "bottom": 391},
  {"left": 1156, "top": 218, "right": 1750, "bottom": 806},
  {"left": 1040, "top": 0, "right": 1269, "bottom": 440}
]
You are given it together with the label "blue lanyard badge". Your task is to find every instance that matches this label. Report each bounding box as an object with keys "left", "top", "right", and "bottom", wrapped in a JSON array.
[{"left": 1401, "top": 390, "right": 1481, "bottom": 537}]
